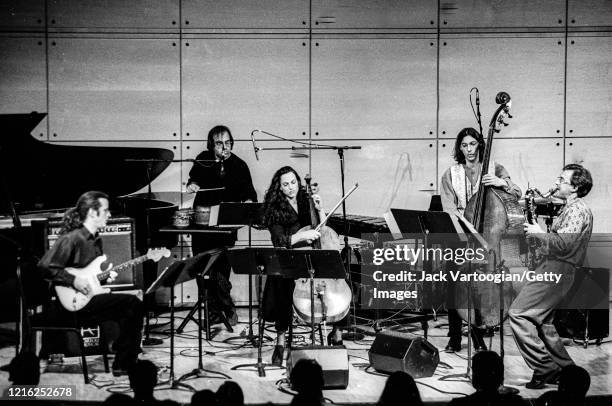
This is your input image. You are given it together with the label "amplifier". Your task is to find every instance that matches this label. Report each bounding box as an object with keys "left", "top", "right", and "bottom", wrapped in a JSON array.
[
  {"left": 37, "top": 216, "right": 139, "bottom": 289},
  {"left": 554, "top": 267, "right": 610, "bottom": 345}
]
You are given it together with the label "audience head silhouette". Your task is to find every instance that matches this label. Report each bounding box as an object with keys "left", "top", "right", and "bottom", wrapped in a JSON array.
[
  {"left": 472, "top": 350, "right": 504, "bottom": 392},
  {"left": 103, "top": 393, "right": 136, "bottom": 405},
  {"left": 290, "top": 359, "right": 324, "bottom": 398},
  {"left": 559, "top": 364, "right": 590, "bottom": 400},
  {"left": 216, "top": 381, "right": 244, "bottom": 406},
  {"left": 8, "top": 352, "right": 40, "bottom": 385},
  {"left": 290, "top": 393, "right": 324, "bottom": 406},
  {"left": 191, "top": 389, "right": 218, "bottom": 406},
  {"left": 128, "top": 359, "right": 158, "bottom": 402},
  {"left": 377, "top": 370, "right": 423, "bottom": 406}
]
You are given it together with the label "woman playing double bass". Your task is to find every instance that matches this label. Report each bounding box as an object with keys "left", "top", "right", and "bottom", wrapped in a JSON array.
[
  {"left": 261, "top": 166, "right": 345, "bottom": 366},
  {"left": 440, "top": 127, "right": 522, "bottom": 352}
]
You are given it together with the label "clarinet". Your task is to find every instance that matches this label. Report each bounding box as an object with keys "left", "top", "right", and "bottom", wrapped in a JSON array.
[{"left": 524, "top": 188, "right": 540, "bottom": 271}]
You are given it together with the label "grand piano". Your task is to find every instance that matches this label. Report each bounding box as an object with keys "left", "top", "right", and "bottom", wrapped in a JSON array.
[{"left": 0, "top": 112, "right": 178, "bottom": 321}]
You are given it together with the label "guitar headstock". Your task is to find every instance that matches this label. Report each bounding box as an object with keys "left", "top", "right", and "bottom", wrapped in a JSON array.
[{"left": 146, "top": 248, "right": 171, "bottom": 262}]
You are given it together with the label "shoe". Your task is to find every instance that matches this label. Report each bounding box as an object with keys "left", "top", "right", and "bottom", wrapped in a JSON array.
[
  {"left": 327, "top": 330, "right": 343, "bottom": 346},
  {"left": 471, "top": 328, "right": 488, "bottom": 352},
  {"left": 525, "top": 369, "right": 561, "bottom": 389},
  {"left": 112, "top": 366, "right": 129, "bottom": 377},
  {"left": 207, "top": 311, "right": 224, "bottom": 325},
  {"left": 225, "top": 310, "right": 238, "bottom": 326},
  {"left": 112, "top": 357, "right": 137, "bottom": 377},
  {"left": 271, "top": 345, "right": 284, "bottom": 366},
  {"left": 444, "top": 337, "right": 461, "bottom": 353}
]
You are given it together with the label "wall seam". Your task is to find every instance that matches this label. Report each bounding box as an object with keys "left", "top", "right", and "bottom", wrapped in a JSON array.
[
  {"left": 44, "top": 0, "right": 50, "bottom": 141},
  {"left": 563, "top": 0, "right": 569, "bottom": 166},
  {"left": 436, "top": 0, "right": 441, "bottom": 193}
]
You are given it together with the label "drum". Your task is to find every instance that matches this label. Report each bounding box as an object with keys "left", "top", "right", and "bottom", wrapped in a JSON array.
[
  {"left": 193, "top": 206, "right": 211, "bottom": 225},
  {"left": 172, "top": 209, "right": 192, "bottom": 227}
]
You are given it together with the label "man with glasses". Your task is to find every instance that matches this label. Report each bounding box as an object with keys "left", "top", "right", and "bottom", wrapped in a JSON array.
[
  {"left": 186, "top": 125, "right": 257, "bottom": 326},
  {"left": 510, "top": 163, "right": 593, "bottom": 389}
]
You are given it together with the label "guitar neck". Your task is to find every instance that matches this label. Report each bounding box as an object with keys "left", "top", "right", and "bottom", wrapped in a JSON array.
[{"left": 96, "top": 255, "right": 149, "bottom": 282}]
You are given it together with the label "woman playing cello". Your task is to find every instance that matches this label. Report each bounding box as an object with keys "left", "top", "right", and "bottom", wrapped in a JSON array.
[{"left": 261, "top": 166, "right": 345, "bottom": 366}]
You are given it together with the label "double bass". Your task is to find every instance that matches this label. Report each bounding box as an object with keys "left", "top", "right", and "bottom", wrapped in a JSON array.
[
  {"left": 292, "top": 176, "right": 355, "bottom": 324},
  {"left": 456, "top": 91, "right": 525, "bottom": 329}
]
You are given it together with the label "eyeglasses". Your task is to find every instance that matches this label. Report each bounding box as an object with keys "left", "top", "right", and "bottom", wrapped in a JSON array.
[
  {"left": 214, "top": 141, "right": 232, "bottom": 148},
  {"left": 556, "top": 176, "right": 572, "bottom": 185}
]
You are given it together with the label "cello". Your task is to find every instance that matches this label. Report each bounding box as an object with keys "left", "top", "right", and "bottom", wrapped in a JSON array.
[
  {"left": 292, "top": 176, "right": 356, "bottom": 325},
  {"left": 456, "top": 91, "right": 525, "bottom": 329}
]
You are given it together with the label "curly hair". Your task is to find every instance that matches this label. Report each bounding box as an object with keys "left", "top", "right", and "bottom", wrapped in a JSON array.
[
  {"left": 60, "top": 191, "right": 108, "bottom": 234},
  {"left": 563, "top": 163, "right": 593, "bottom": 198},
  {"left": 262, "top": 166, "right": 304, "bottom": 227},
  {"left": 453, "top": 127, "right": 485, "bottom": 164}
]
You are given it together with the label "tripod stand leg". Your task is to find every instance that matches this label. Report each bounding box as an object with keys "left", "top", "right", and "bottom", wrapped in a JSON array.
[
  {"left": 176, "top": 301, "right": 202, "bottom": 333},
  {"left": 230, "top": 269, "right": 276, "bottom": 377}
]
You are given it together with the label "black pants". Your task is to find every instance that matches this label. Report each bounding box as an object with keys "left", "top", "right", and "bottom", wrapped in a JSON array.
[
  {"left": 75, "top": 293, "right": 144, "bottom": 367},
  {"left": 447, "top": 277, "right": 486, "bottom": 347},
  {"left": 262, "top": 276, "right": 295, "bottom": 332},
  {"left": 191, "top": 235, "right": 235, "bottom": 315}
]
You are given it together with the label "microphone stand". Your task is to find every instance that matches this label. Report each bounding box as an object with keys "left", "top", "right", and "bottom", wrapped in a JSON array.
[
  {"left": 123, "top": 158, "right": 214, "bottom": 346},
  {"left": 142, "top": 162, "right": 163, "bottom": 346},
  {"left": 283, "top": 143, "right": 365, "bottom": 341},
  {"left": 472, "top": 88, "right": 483, "bottom": 137},
  {"left": 247, "top": 133, "right": 364, "bottom": 340}
]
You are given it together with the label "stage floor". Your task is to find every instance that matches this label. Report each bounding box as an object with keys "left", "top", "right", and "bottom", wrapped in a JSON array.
[{"left": 1, "top": 308, "right": 610, "bottom": 405}]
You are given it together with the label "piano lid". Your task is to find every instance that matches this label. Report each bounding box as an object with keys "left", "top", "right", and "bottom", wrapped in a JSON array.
[{"left": 0, "top": 113, "right": 174, "bottom": 214}]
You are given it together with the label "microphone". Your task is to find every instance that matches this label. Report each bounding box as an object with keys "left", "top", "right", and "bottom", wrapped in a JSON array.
[
  {"left": 475, "top": 88, "right": 480, "bottom": 106},
  {"left": 542, "top": 185, "right": 559, "bottom": 198},
  {"left": 250, "top": 130, "right": 260, "bottom": 161},
  {"left": 218, "top": 156, "right": 225, "bottom": 178}
]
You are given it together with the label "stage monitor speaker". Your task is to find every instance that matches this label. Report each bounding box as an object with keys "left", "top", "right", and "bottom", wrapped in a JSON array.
[
  {"left": 554, "top": 266, "right": 609, "bottom": 344},
  {"left": 368, "top": 330, "right": 439, "bottom": 378},
  {"left": 39, "top": 216, "right": 139, "bottom": 289},
  {"left": 287, "top": 346, "right": 349, "bottom": 389}
]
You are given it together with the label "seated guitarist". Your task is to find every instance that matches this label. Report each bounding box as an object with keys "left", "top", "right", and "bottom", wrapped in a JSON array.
[{"left": 38, "top": 191, "right": 144, "bottom": 377}]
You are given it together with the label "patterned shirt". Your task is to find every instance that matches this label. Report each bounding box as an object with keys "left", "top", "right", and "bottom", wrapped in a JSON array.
[
  {"left": 440, "top": 162, "right": 522, "bottom": 216},
  {"left": 544, "top": 196, "right": 593, "bottom": 266}
]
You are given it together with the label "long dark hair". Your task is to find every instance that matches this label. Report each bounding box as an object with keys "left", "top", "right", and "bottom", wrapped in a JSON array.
[
  {"left": 453, "top": 127, "right": 485, "bottom": 164},
  {"left": 262, "top": 166, "right": 304, "bottom": 227},
  {"left": 60, "top": 191, "right": 108, "bottom": 234}
]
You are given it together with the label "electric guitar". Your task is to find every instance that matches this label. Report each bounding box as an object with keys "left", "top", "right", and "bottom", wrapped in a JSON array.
[{"left": 55, "top": 247, "right": 170, "bottom": 311}]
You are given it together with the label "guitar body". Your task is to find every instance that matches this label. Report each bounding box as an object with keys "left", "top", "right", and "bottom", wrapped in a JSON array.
[
  {"left": 53, "top": 247, "right": 170, "bottom": 312},
  {"left": 55, "top": 255, "right": 111, "bottom": 312}
]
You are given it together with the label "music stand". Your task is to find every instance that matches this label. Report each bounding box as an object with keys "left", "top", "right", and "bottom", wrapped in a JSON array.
[
  {"left": 214, "top": 202, "right": 263, "bottom": 346},
  {"left": 146, "top": 252, "right": 229, "bottom": 391},
  {"left": 226, "top": 247, "right": 345, "bottom": 377},
  {"left": 145, "top": 260, "right": 191, "bottom": 391},
  {"left": 385, "top": 209, "right": 476, "bottom": 382}
]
